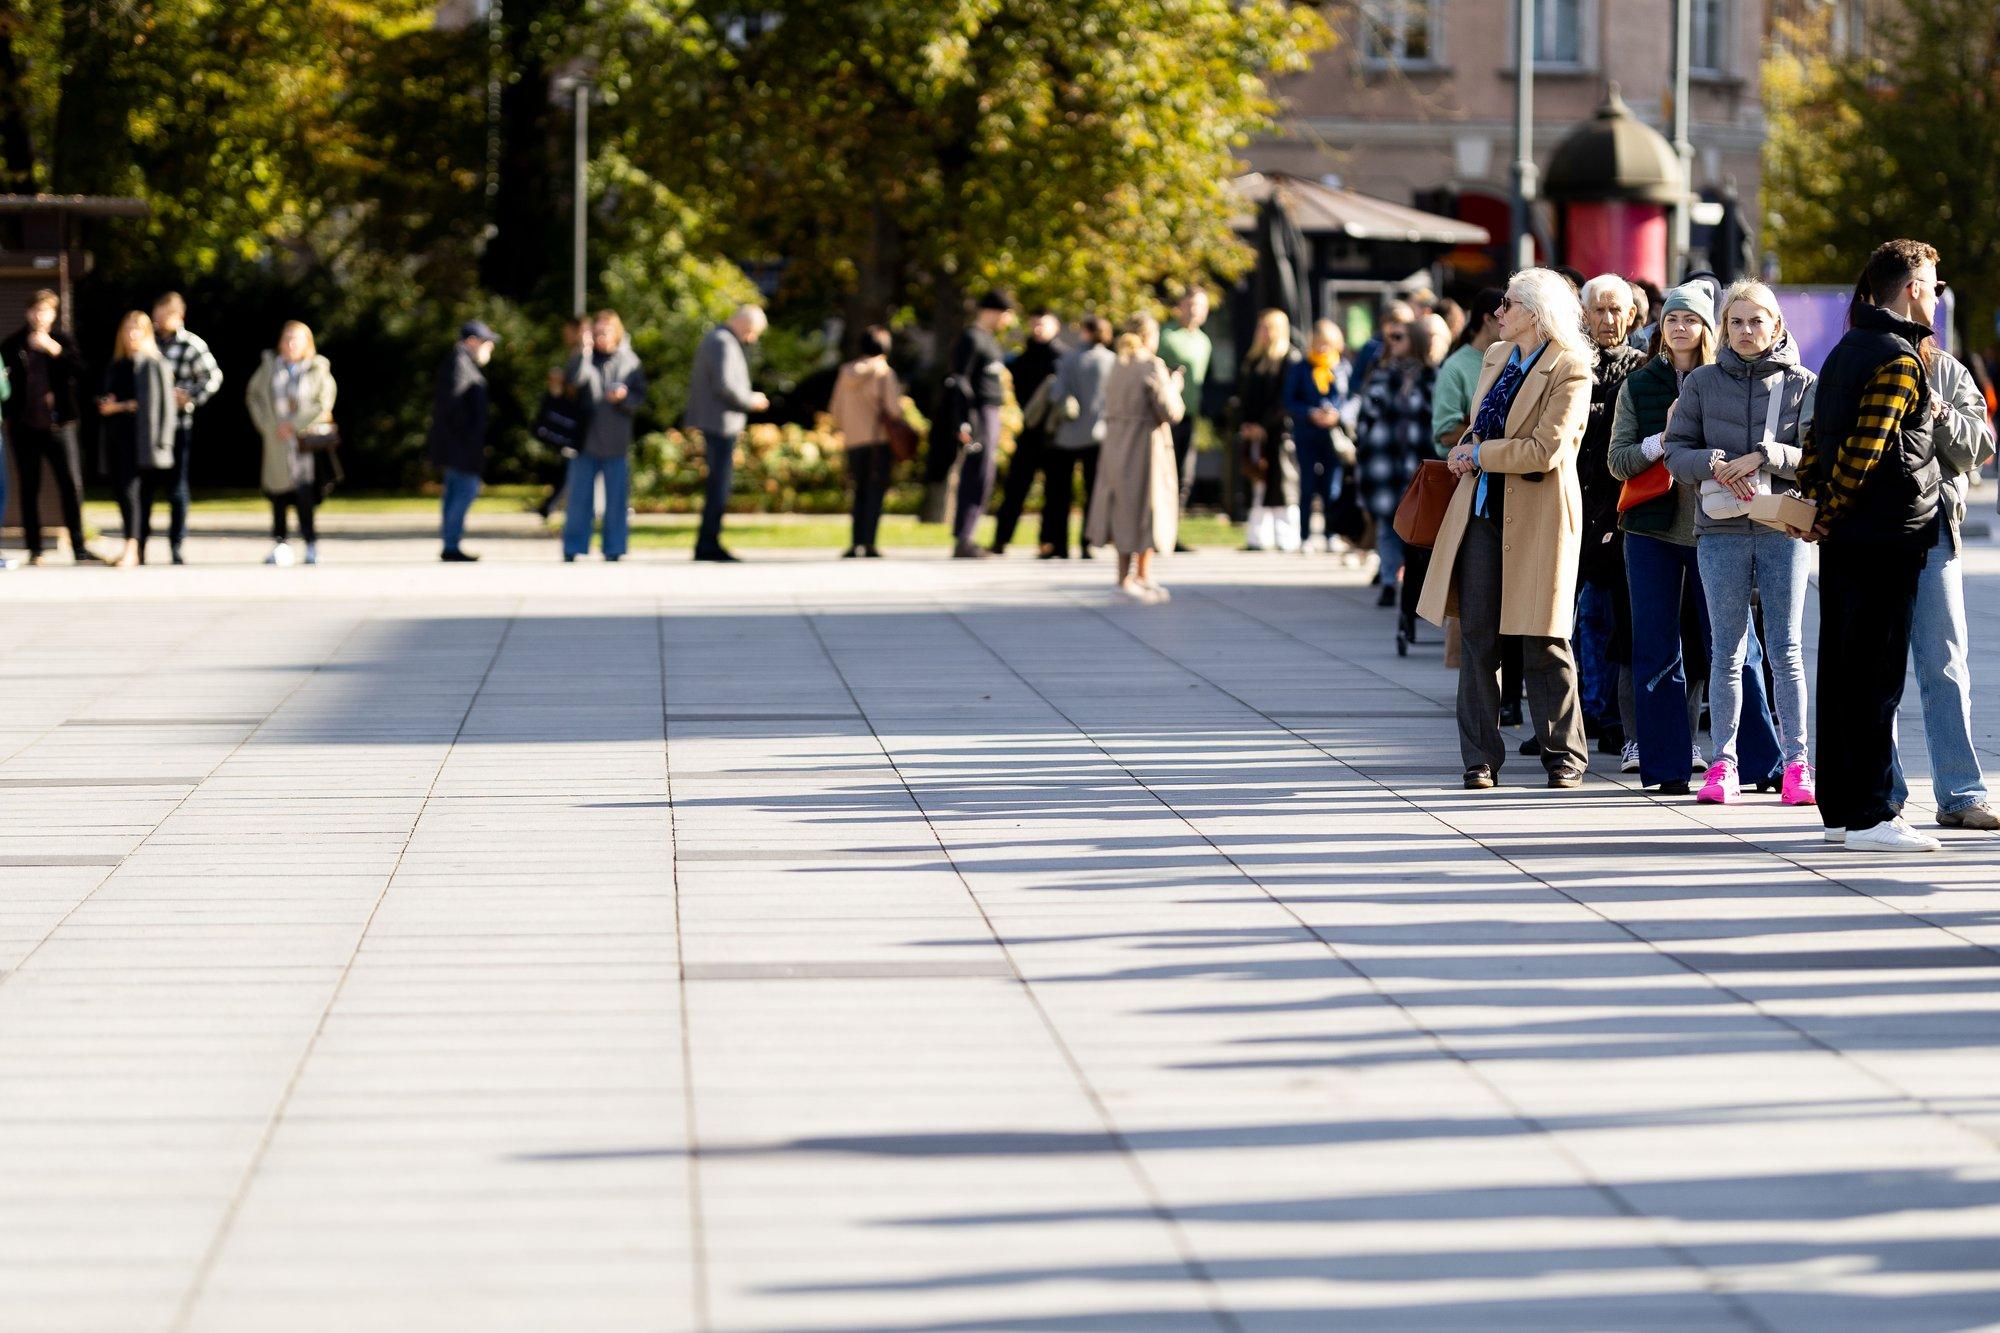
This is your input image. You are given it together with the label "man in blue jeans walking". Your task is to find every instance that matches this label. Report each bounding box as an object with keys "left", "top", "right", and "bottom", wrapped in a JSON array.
[
  {"left": 428, "top": 320, "right": 497, "bottom": 563},
  {"left": 1889, "top": 347, "right": 1998, "bottom": 828}
]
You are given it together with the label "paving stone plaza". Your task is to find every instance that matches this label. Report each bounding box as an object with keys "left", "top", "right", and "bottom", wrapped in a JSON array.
[{"left": 5, "top": 528, "right": 2000, "bottom": 1332}]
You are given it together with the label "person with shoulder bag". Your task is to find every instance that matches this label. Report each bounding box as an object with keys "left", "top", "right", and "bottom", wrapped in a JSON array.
[
  {"left": 1361, "top": 313, "right": 1444, "bottom": 651},
  {"left": 1418, "top": 269, "right": 1592, "bottom": 790},
  {"left": 1610, "top": 283, "right": 1785, "bottom": 794},
  {"left": 1664, "top": 281, "right": 1817, "bottom": 808},
  {"left": 246, "top": 320, "right": 337, "bottom": 566},
  {"left": 828, "top": 324, "right": 905, "bottom": 559}
]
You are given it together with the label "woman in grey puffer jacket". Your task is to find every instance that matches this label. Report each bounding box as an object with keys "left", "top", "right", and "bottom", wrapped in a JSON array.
[{"left": 1664, "top": 280, "right": 1817, "bottom": 808}]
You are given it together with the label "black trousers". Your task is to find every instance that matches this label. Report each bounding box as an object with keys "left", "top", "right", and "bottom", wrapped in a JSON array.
[
  {"left": 847, "top": 443, "right": 892, "bottom": 551},
  {"left": 1171, "top": 417, "right": 1197, "bottom": 510},
  {"left": 952, "top": 407, "right": 1002, "bottom": 547},
  {"left": 270, "top": 488, "right": 317, "bottom": 544},
  {"left": 112, "top": 463, "right": 171, "bottom": 550},
  {"left": 1816, "top": 538, "right": 1924, "bottom": 832},
  {"left": 159, "top": 422, "right": 194, "bottom": 550},
  {"left": 1040, "top": 445, "right": 1100, "bottom": 556},
  {"left": 697, "top": 432, "right": 737, "bottom": 554},
  {"left": 990, "top": 427, "right": 1048, "bottom": 551},
  {"left": 11, "top": 422, "right": 88, "bottom": 558}
]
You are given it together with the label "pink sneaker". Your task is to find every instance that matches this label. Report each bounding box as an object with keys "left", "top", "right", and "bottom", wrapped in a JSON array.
[
  {"left": 1697, "top": 761, "right": 1739, "bottom": 804},
  {"left": 1781, "top": 762, "right": 1817, "bottom": 806}
]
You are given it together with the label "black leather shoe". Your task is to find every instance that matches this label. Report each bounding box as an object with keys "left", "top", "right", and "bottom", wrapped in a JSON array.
[
  {"left": 1656, "top": 780, "right": 1691, "bottom": 796},
  {"left": 1499, "top": 704, "right": 1524, "bottom": 728},
  {"left": 1463, "top": 766, "right": 1496, "bottom": 790},
  {"left": 1376, "top": 585, "right": 1397, "bottom": 607},
  {"left": 1520, "top": 737, "right": 1542, "bottom": 756},
  {"left": 693, "top": 547, "right": 741, "bottom": 563},
  {"left": 1548, "top": 765, "right": 1585, "bottom": 789},
  {"left": 863, "top": 547, "right": 884, "bottom": 559},
  {"left": 440, "top": 549, "right": 480, "bottom": 563}
]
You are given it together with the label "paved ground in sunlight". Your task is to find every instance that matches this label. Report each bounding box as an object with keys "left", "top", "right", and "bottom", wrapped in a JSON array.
[{"left": 5, "top": 522, "right": 2000, "bottom": 1332}]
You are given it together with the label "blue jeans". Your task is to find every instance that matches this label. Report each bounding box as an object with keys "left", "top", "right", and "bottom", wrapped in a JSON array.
[
  {"left": 1697, "top": 528, "right": 1810, "bottom": 769},
  {"left": 1890, "top": 521, "right": 1988, "bottom": 813},
  {"left": 1575, "top": 582, "right": 1616, "bottom": 724},
  {"left": 563, "top": 453, "right": 630, "bottom": 559},
  {"left": 440, "top": 468, "right": 481, "bottom": 553},
  {"left": 1375, "top": 521, "right": 1405, "bottom": 590},
  {"left": 1626, "top": 533, "right": 1783, "bottom": 788},
  {"left": 1296, "top": 433, "right": 1341, "bottom": 543}
]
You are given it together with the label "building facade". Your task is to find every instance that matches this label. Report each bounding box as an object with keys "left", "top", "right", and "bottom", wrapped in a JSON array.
[{"left": 1252, "top": 0, "right": 1768, "bottom": 289}]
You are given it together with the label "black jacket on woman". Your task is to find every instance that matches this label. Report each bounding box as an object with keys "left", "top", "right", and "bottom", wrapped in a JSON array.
[{"left": 1236, "top": 348, "right": 1301, "bottom": 505}]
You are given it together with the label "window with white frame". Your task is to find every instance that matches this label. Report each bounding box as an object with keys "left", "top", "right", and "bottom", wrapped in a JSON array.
[
  {"left": 1358, "top": 0, "right": 1440, "bottom": 66},
  {"left": 1531, "top": 0, "right": 1585, "bottom": 66},
  {"left": 1690, "top": 0, "right": 1729, "bottom": 73}
]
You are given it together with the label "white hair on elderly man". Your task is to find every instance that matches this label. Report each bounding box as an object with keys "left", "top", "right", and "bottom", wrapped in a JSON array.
[{"left": 1579, "top": 273, "right": 1635, "bottom": 313}]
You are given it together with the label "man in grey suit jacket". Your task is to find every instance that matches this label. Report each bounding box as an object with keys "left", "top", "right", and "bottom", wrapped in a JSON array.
[{"left": 686, "top": 304, "right": 770, "bottom": 562}]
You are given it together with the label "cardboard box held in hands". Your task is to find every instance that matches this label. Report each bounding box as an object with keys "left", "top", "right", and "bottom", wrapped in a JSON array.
[{"left": 1750, "top": 493, "right": 1817, "bottom": 533}]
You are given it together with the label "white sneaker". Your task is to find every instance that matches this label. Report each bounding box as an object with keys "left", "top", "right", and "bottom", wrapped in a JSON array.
[
  {"left": 1845, "top": 819, "right": 1942, "bottom": 852},
  {"left": 0, "top": 556, "right": 18, "bottom": 571},
  {"left": 1142, "top": 582, "right": 1171, "bottom": 604},
  {"left": 266, "top": 542, "right": 295, "bottom": 567},
  {"left": 303, "top": 543, "right": 319, "bottom": 566},
  {"left": 1691, "top": 745, "right": 1706, "bottom": 773},
  {"left": 1117, "top": 578, "right": 1149, "bottom": 602},
  {"left": 1823, "top": 827, "right": 1846, "bottom": 844},
  {"left": 1620, "top": 741, "right": 1641, "bottom": 773}
]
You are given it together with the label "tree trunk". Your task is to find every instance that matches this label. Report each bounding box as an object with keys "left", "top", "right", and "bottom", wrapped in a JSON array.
[{"left": 0, "top": 22, "right": 37, "bottom": 190}]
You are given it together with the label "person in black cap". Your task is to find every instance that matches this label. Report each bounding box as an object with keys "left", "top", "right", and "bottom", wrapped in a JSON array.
[
  {"left": 429, "top": 319, "right": 497, "bottom": 562},
  {"left": 949, "top": 289, "right": 1016, "bottom": 557}
]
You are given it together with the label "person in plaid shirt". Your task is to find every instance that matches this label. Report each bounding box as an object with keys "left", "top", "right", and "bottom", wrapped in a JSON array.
[
  {"left": 150, "top": 292, "right": 224, "bottom": 564},
  {"left": 1794, "top": 240, "right": 1948, "bottom": 852}
]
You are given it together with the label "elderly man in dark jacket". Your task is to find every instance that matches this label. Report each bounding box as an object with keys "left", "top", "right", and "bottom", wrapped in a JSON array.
[
  {"left": 429, "top": 320, "right": 496, "bottom": 562},
  {"left": 1573, "top": 274, "right": 1648, "bottom": 754},
  {"left": 686, "top": 304, "right": 770, "bottom": 563}
]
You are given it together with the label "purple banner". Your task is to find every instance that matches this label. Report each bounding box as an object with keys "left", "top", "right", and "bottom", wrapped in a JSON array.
[{"left": 1775, "top": 286, "right": 1955, "bottom": 376}]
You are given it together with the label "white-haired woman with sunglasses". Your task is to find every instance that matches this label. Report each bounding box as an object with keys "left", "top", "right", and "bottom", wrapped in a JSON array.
[{"left": 1419, "top": 268, "right": 1593, "bottom": 790}]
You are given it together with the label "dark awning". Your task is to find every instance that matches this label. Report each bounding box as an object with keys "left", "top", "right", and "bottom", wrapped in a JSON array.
[{"left": 1230, "top": 172, "right": 1489, "bottom": 247}]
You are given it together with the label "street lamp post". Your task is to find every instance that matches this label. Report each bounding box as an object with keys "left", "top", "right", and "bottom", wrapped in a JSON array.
[
  {"left": 571, "top": 79, "right": 590, "bottom": 319},
  {"left": 1669, "top": 0, "right": 1694, "bottom": 280},
  {"left": 1510, "top": 0, "right": 1538, "bottom": 272}
]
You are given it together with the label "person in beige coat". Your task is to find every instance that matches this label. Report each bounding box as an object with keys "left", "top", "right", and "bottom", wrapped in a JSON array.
[
  {"left": 1087, "top": 313, "right": 1185, "bottom": 602},
  {"left": 246, "top": 321, "right": 337, "bottom": 566},
  {"left": 827, "top": 325, "right": 903, "bottom": 558},
  {"left": 1418, "top": 268, "right": 1591, "bottom": 789}
]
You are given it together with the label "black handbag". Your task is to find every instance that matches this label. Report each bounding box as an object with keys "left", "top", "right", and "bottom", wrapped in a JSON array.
[
  {"left": 532, "top": 392, "right": 587, "bottom": 454},
  {"left": 297, "top": 423, "right": 341, "bottom": 453}
]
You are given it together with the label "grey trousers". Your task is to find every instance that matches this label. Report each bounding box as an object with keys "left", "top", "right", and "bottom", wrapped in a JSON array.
[{"left": 1456, "top": 514, "right": 1587, "bottom": 774}]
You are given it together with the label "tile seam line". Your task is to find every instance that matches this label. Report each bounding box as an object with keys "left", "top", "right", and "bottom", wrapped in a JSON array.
[
  {"left": 794, "top": 598, "right": 1242, "bottom": 1333},
  {"left": 1187, "top": 583, "right": 2000, "bottom": 965},
  {"left": 661, "top": 596, "right": 713, "bottom": 1333},
  {"left": 167, "top": 597, "right": 523, "bottom": 1333},
  {"left": 0, "top": 602, "right": 362, "bottom": 992},
  {"left": 1038, "top": 589, "right": 1779, "bottom": 1332},
  {"left": 1087, "top": 581, "right": 2000, "bottom": 1154}
]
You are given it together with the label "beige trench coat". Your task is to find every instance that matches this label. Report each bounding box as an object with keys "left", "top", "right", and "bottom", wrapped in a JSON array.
[
  {"left": 1086, "top": 354, "right": 1184, "bottom": 556},
  {"left": 246, "top": 351, "right": 338, "bottom": 495},
  {"left": 1416, "top": 341, "right": 1590, "bottom": 639}
]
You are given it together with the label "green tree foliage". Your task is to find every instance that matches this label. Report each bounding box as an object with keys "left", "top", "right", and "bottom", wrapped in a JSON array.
[
  {"left": 1765, "top": 0, "right": 2000, "bottom": 346},
  {"left": 592, "top": 0, "right": 1332, "bottom": 337}
]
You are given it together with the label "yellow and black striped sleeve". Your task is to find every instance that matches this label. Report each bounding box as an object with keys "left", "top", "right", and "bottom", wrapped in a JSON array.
[{"left": 1806, "top": 354, "right": 1921, "bottom": 529}]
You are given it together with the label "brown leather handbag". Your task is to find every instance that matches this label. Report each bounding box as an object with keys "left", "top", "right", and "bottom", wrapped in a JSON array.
[{"left": 1392, "top": 460, "right": 1458, "bottom": 549}]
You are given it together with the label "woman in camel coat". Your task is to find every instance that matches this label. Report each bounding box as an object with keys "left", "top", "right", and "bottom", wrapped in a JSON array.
[
  {"left": 1418, "top": 268, "right": 1592, "bottom": 790},
  {"left": 1087, "top": 313, "right": 1185, "bottom": 602}
]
